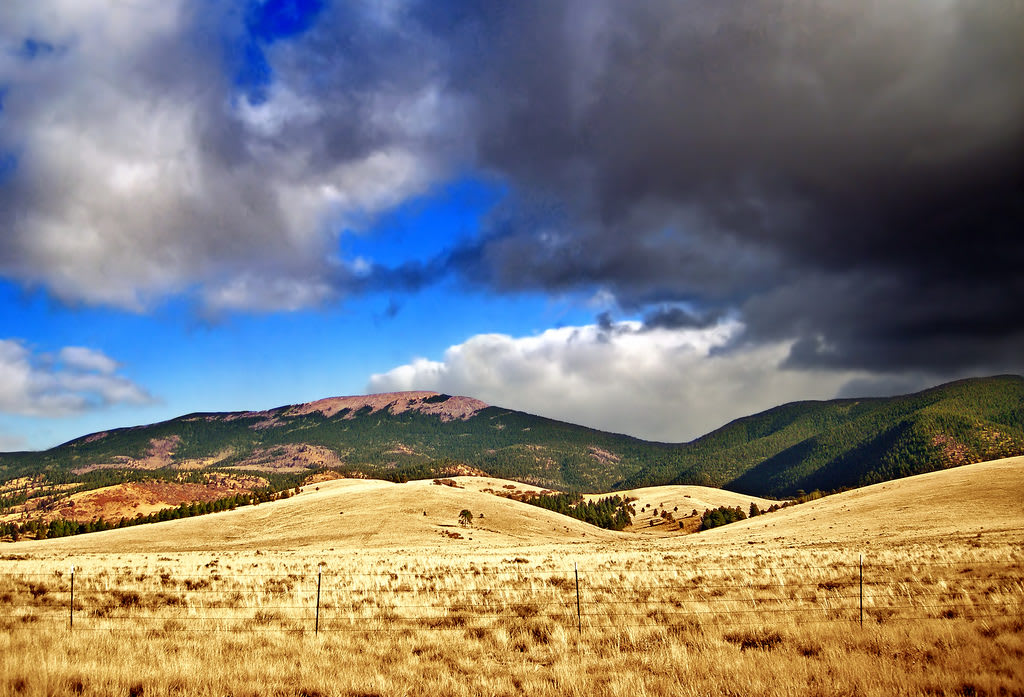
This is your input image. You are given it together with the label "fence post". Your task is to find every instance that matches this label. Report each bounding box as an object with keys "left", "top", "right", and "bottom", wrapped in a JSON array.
[
  {"left": 315, "top": 564, "right": 322, "bottom": 636},
  {"left": 859, "top": 554, "right": 863, "bottom": 628},
  {"left": 69, "top": 565, "right": 75, "bottom": 631},
  {"left": 574, "top": 562, "right": 581, "bottom": 636}
]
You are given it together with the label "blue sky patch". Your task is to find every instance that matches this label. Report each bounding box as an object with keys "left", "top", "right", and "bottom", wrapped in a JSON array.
[
  {"left": 17, "top": 38, "right": 58, "bottom": 60},
  {"left": 230, "top": 0, "right": 325, "bottom": 104},
  {"left": 343, "top": 176, "right": 506, "bottom": 269},
  {"left": 247, "top": 0, "right": 325, "bottom": 43},
  {"left": 233, "top": 40, "right": 273, "bottom": 104},
  {"left": 0, "top": 152, "right": 18, "bottom": 185}
]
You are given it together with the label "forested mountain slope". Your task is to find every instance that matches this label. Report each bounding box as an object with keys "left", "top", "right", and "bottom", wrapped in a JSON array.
[
  {"left": 622, "top": 375, "right": 1024, "bottom": 495},
  {"left": 1, "top": 377, "right": 1021, "bottom": 521}
]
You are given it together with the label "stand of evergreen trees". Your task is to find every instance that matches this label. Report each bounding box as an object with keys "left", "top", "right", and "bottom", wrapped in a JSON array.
[
  {"left": 698, "top": 505, "right": 747, "bottom": 531},
  {"left": 523, "top": 493, "right": 634, "bottom": 530}
]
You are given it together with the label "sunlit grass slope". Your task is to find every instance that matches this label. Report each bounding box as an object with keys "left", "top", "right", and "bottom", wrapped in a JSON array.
[
  {"left": 10, "top": 477, "right": 622, "bottom": 553},
  {"left": 693, "top": 455, "right": 1024, "bottom": 547}
]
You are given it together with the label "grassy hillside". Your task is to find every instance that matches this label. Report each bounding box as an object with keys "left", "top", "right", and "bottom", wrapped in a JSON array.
[
  {"left": 693, "top": 455, "right": 1024, "bottom": 547},
  {"left": 0, "top": 377, "right": 1022, "bottom": 522},
  {"left": 7, "top": 477, "right": 623, "bottom": 553}
]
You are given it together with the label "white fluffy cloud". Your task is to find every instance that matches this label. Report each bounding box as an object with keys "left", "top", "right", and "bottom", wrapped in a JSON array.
[
  {"left": 0, "top": 340, "right": 152, "bottom": 417},
  {"left": 0, "top": 1, "right": 451, "bottom": 311},
  {"left": 56, "top": 346, "right": 119, "bottom": 375},
  {"left": 369, "top": 320, "right": 868, "bottom": 442}
]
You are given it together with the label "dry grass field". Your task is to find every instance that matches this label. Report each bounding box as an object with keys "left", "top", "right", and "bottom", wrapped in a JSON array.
[{"left": 1, "top": 457, "right": 1022, "bottom": 696}]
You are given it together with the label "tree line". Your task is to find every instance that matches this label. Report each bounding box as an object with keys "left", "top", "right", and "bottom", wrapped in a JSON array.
[{"left": 523, "top": 492, "right": 635, "bottom": 531}]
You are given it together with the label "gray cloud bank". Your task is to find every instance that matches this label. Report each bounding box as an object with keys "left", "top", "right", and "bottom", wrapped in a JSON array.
[
  {"left": 1, "top": 1, "right": 1022, "bottom": 376},
  {"left": 426, "top": 0, "right": 1024, "bottom": 375},
  {"left": 369, "top": 319, "right": 871, "bottom": 442}
]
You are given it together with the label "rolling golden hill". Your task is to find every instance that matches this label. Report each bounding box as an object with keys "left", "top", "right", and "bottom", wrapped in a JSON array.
[
  {"left": 691, "top": 455, "right": 1024, "bottom": 548},
  {"left": 8, "top": 456, "right": 1022, "bottom": 554},
  {"left": 9, "top": 477, "right": 623, "bottom": 553}
]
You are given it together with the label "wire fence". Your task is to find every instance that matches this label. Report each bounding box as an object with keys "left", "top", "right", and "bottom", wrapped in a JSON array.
[{"left": 2, "top": 559, "right": 1022, "bottom": 635}]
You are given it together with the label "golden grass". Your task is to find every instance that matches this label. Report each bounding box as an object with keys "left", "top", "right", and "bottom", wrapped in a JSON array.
[
  {"left": 1, "top": 457, "right": 1023, "bottom": 696},
  {"left": 697, "top": 456, "right": 1024, "bottom": 547},
  {"left": 7, "top": 477, "right": 625, "bottom": 554},
  {"left": 1, "top": 544, "right": 1022, "bottom": 697}
]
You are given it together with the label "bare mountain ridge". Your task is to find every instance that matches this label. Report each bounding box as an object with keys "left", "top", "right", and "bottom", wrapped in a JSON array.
[
  {"left": 285, "top": 392, "right": 488, "bottom": 420},
  {"left": 209, "top": 392, "right": 489, "bottom": 427}
]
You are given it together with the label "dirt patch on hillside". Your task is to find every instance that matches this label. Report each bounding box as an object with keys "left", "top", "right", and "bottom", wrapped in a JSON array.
[
  {"left": 228, "top": 444, "right": 343, "bottom": 472},
  {"left": 932, "top": 433, "right": 972, "bottom": 465},
  {"left": 220, "top": 410, "right": 271, "bottom": 422},
  {"left": 14, "top": 474, "right": 267, "bottom": 525},
  {"left": 385, "top": 443, "right": 422, "bottom": 456},
  {"left": 71, "top": 435, "right": 182, "bottom": 474},
  {"left": 436, "top": 463, "right": 489, "bottom": 477},
  {"left": 172, "top": 450, "right": 235, "bottom": 470},
  {"left": 201, "top": 411, "right": 286, "bottom": 430},
  {"left": 144, "top": 436, "right": 180, "bottom": 467},
  {"left": 588, "top": 446, "right": 621, "bottom": 465}
]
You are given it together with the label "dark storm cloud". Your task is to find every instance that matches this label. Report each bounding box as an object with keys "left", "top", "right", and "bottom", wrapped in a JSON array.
[
  {"left": 1, "top": 0, "right": 1022, "bottom": 376},
  {"left": 642, "top": 307, "right": 721, "bottom": 332},
  {"left": 417, "top": 0, "right": 1024, "bottom": 373}
]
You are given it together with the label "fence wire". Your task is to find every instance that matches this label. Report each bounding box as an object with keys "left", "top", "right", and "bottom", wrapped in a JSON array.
[{"left": 1, "top": 561, "right": 1021, "bottom": 635}]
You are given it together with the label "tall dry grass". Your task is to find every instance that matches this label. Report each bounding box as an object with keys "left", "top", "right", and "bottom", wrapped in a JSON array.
[{"left": 1, "top": 540, "right": 1022, "bottom": 697}]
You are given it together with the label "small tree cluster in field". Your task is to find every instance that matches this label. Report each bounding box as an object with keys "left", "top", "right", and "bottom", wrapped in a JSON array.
[
  {"left": 792, "top": 490, "right": 825, "bottom": 504},
  {"left": 524, "top": 493, "right": 634, "bottom": 530},
  {"left": 698, "top": 505, "right": 747, "bottom": 531},
  {"left": 458, "top": 509, "right": 474, "bottom": 527}
]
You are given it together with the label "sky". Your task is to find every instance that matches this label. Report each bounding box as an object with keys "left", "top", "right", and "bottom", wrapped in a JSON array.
[{"left": 0, "top": 0, "right": 1022, "bottom": 451}]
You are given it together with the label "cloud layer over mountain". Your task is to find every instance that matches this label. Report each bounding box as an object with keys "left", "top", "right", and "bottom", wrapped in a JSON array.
[{"left": 369, "top": 319, "right": 872, "bottom": 442}]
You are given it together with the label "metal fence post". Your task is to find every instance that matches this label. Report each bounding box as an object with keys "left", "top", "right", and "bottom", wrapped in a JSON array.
[
  {"left": 575, "top": 562, "right": 581, "bottom": 636},
  {"left": 69, "top": 565, "right": 75, "bottom": 631},
  {"left": 315, "top": 564, "right": 322, "bottom": 636}
]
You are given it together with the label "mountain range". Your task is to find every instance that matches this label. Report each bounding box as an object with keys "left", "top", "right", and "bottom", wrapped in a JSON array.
[{"left": 1, "top": 376, "right": 1022, "bottom": 517}]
